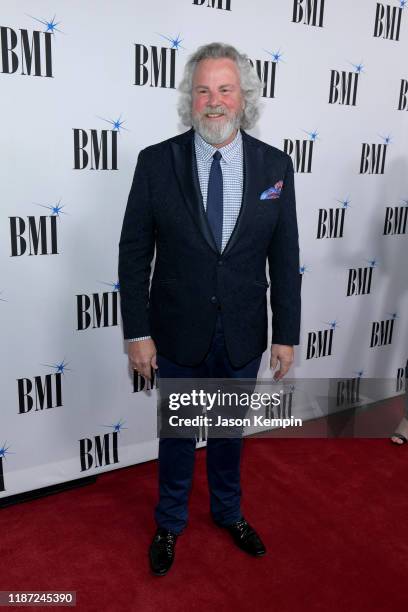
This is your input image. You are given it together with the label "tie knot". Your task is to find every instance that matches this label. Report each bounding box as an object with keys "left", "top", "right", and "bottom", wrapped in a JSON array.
[{"left": 213, "top": 150, "right": 222, "bottom": 162}]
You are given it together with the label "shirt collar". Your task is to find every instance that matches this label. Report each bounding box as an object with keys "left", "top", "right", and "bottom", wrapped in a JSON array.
[{"left": 194, "top": 129, "right": 242, "bottom": 165}]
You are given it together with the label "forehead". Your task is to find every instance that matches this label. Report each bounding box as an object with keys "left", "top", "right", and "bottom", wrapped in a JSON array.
[{"left": 192, "top": 58, "right": 240, "bottom": 86}]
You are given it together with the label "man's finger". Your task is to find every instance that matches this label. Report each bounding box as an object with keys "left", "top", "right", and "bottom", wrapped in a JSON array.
[
  {"left": 274, "top": 358, "right": 292, "bottom": 380},
  {"left": 139, "top": 365, "right": 152, "bottom": 380},
  {"left": 151, "top": 353, "right": 158, "bottom": 370},
  {"left": 132, "top": 360, "right": 152, "bottom": 380},
  {"left": 279, "top": 363, "right": 291, "bottom": 377}
]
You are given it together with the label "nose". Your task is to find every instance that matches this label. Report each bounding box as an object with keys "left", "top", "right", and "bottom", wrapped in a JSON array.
[{"left": 208, "top": 90, "right": 221, "bottom": 107}]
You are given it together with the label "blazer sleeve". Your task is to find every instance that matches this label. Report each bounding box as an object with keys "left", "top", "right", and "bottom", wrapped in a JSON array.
[
  {"left": 267, "top": 156, "right": 302, "bottom": 346},
  {"left": 118, "top": 149, "right": 155, "bottom": 339}
]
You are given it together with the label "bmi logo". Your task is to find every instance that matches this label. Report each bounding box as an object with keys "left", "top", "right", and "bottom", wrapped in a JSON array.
[
  {"left": 317, "top": 197, "right": 350, "bottom": 239},
  {"left": 337, "top": 371, "right": 362, "bottom": 407},
  {"left": 16, "top": 359, "right": 69, "bottom": 414},
  {"left": 383, "top": 200, "right": 408, "bottom": 234},
  {"left": 249, "top": 49, "right": 283, "bottom": 98},
  {"left": 359, "top": 134, "right": 391, "bottom": 174},
  {"left": 329, "top": 61, "right": 363, "bottom": 106},
  {"left": 373, "top": 1, "right": 405, "bottom": 41},
  {"left": 0, "top": 442, "right": 13, "bottom": 492},
  {"left": 264, "top": 386, "right": 294, "bottom": 420},
  {"left": 347, "top": 258, "right": 377, "bottom": 296},
  {"left": 9, "top": 200, "right": 65, "bottom": 256},
  {"left": 192, "top": 0, "right": 232, "bottom": 10},
  {"left": 73, "top": 115, "right": 128, "bottom": 170},
  {"left": 0, "top": 14, "right": 61, "bottom": 77},
  {"left": 134, "top": 33, "right": 184, "bottom": 89},
  {"left": 370, "top": 312, "right": 397, "bottom": 347},
  {"left": 398, "top": 79, "right": 408, "bottom": 110},
  {"left": 306, "top": 320, "right": 337, "bottom": 360},
  {"left": 396, "top": 358, "right": 407, "bottom": 392},
  {"left": 79, "top": 420, "right": 126, "bottom": 471},
  {"left": 133, "top": 368, "right": 158, "bottom": 392},
  {"left": 292, "top": 0, "right": 325, "bottom": 27},
  {"left": 284, "top": 129, "right": 319, "bottom": 173},
  {"left": 76, "top": 281, "right": 119, "bottom": 331}
]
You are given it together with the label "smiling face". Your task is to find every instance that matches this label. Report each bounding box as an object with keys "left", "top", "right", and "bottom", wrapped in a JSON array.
[{"left": 191, "top": 57, "right": 245, "bottom": 147}]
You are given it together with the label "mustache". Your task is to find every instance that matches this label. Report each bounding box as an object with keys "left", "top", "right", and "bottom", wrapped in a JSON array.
[{"left": 200, "top": 106, "right": 228, "bottom": 116}]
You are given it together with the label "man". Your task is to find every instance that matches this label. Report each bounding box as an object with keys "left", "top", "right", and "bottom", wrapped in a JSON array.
[{"left": 118, "top": 42, "right": 301, "bottom": 576}]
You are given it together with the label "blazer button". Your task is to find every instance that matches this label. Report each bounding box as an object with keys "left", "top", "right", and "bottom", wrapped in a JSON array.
[{"left": 210, "top": 296, "right": 218, "bottom": 304}]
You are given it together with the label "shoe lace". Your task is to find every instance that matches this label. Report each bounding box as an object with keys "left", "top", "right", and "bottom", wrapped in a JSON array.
[
  {"left": 156, "top": 531, "right": 176, "bottom": 556},
  {"left": 234, "top": 519, "right": 253, "bottom": 539}
]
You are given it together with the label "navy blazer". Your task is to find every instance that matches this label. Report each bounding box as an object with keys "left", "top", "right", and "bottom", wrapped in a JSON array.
[{"left": 118, "top": 128, "right": 301, "bottom": 368}]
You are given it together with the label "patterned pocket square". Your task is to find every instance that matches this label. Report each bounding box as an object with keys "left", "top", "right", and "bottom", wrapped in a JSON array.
[{"left": 260, "top": 180, "right": 283, "bottom": 200}]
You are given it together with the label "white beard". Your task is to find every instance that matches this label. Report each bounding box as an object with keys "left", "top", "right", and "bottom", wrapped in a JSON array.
[{"left": 192, "top": 110, "right": 241, "bottom": 146}]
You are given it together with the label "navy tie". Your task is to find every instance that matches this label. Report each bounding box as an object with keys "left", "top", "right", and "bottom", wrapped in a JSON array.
[{"left": 206, "top": 150, "right": 223, "bottom": 252}]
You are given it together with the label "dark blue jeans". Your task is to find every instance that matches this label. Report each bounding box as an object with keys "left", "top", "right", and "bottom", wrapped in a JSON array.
[{"left": 155, "top": 314, "right": 262, "bottom": 534}]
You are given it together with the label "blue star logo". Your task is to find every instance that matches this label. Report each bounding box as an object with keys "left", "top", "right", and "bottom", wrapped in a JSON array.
[
  {"left": 99, "top": 280, "right": 120, "bottom": 291},
  {"left": 365, "top": 257, "right": 378, "bottom": 268},
  {"left": 27, "top": 14, "right": 63, "bottom": 35},
  {"left": 303, "top": 129, "right": 319, "bottom": 142},
  {"left": 157, "top": 33, "right": 184, "bottom": 50},
  {"left": 353, "top": 369, "right": 364, "bottom": 378},
  {"left": 41, "top": 359, "right": 70, "bottom": 375},
  {"left": 299, "top": 264, "right": 309, "bottom": 274},
  {"left": 401, "top": 198, "right": 408, "bottom": 205},
  {"left": 264, "top": 48, "right": 285, "bottom": 63},
  {"left": 102, "top": 419, "right": 128, "bottom": 433},
  {"left": 34, "top": 198, "right": 67, "bottom": 217},
  {"left": 0, "top": 442, "right": 13, "bottom": 459},
  {"left": 399, "top": 1, "right": 407, "bottom": 9},
  {"left": 387, "top": 312, "right": 398, "bottom": 320},
  {"left": 97, "top": 113, "right": 129, "bottom": 133},
  {"left": 336, "top": 196, "right": 351, "bottom": 209},
  {"left": 324, "top": 319, "right": 339, "bottom": 330},
  {"left": 379, "top": 133, "right": 392, "bottom": 145},
  {"left": 349, "top": 61, "right": 364, "bottom": 74}
]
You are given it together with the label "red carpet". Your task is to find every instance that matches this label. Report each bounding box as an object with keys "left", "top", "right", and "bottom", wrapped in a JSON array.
[{"left": 1, "top": 404, "right": 408, "bottom": 611}]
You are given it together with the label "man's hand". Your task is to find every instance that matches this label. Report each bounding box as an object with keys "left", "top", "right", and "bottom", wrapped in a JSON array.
[
  {"left": 128, "top": 338, "right": 158, "bottom": 380},
  {"left": 270, "top": 344, "right": 294, "bottom": 381}
]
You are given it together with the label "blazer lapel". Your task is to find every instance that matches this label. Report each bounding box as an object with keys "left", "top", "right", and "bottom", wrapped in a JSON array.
[
  {"left": 222, "top": 130, "right": 264, "bottom": 257},
  {"left": 170, "top": 129, "right": 218, "bottom": 253}
]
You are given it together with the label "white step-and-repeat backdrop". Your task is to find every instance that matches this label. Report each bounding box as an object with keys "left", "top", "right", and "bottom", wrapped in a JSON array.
[{"left": 1, "top": 0, "right": 407, "bottom": 498}]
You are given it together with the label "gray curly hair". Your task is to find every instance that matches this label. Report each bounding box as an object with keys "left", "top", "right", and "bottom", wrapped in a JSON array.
[{"left": 177, "top": 42, "right": 263, "bottom": 130}]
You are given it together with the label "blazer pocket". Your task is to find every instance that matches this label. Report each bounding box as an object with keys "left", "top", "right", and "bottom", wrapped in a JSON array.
[
  {"left": 256, "top": 201, "right": 278, "bottom": 215},
  {"left": 257, "top": 199, "right": 279, "bottom": 208},
  {"left": 254, "top": 280, "right": 269, "bottom": 288}
]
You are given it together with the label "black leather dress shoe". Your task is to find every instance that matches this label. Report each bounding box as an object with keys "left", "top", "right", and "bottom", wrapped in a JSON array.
[
  {"left": 149, "top": 527, "right": 178, "bottom": 576},
  {"left": 216, "top": 517, "right": 266, "bottom": 556}
]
